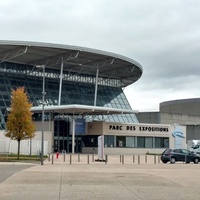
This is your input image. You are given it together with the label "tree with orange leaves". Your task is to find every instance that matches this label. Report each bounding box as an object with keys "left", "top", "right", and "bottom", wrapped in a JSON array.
[{"left": 5, "top": 87, "right": 35, "bottom": 159}]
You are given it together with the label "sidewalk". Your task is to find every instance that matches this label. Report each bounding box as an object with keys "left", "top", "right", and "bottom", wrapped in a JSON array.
[{"left": 0, "top": 154, "right": 200, "bottom": 200}]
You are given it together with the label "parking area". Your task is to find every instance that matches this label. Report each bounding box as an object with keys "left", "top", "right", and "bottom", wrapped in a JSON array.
[{"left": 0, "top": 155, "right": 200, "bottom": 200}]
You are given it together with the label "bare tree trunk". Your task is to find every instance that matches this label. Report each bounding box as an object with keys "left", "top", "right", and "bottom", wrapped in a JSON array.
[{"left": 17, "top": 140, "right": 20, "bottom": 160}]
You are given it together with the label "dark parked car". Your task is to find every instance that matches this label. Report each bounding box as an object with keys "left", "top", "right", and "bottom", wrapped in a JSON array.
[{"left": 161, "top": 148, "right": 200, "bottom": 164}]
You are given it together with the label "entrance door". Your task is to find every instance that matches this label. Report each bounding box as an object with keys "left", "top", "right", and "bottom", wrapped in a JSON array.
[
  {"left": 54, "top": 119, "right": 82, "bottom": 153},
  {"left": 67, "top": 137, "right": 82, "bottom": 153}
]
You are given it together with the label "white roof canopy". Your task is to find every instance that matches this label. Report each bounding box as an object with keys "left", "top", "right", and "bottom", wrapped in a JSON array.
[{"left": 30, "top": 104, "right": 138, "bottom": 116}]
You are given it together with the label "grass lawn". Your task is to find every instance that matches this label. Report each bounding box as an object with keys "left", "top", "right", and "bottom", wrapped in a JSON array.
[{"left": 0, "top": 154, "right": 47, "bottom": 163}]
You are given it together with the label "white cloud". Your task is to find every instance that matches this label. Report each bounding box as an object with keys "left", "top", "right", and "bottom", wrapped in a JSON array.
[{"left": 1, "top": 0, "right": 200, "bottom": 111}]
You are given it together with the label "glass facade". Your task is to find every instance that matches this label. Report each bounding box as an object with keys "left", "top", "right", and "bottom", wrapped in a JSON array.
[{"left": 0, "top": 62, "right": 138, "bottom": 129}]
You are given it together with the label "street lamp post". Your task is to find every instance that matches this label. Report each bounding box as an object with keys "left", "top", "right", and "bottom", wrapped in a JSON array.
[{"left": 36, "top": 65, "right": 46, "bottom": 165}]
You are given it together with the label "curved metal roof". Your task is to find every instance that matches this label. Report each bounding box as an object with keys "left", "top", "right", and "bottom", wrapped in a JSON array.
[{"left": 0, "top": 40, "right": 143, "bottom": 87}]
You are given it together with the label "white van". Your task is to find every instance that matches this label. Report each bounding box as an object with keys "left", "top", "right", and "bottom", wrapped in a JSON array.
[{"left": 190, "top": 144, "right": 200, "bottom": 154}]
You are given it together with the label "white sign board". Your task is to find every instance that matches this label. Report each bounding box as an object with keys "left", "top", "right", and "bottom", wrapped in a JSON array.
[{"left": 98, "top": 135, "right": 104, "bottom": 160}]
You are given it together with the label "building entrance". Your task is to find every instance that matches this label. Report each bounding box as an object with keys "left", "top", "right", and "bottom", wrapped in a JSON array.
[{"left": 54, "top": 119, "right": 82, "bottom": 153}]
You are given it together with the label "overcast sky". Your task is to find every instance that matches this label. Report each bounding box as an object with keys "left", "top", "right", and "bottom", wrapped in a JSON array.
[{"left": 1, "top": 0, "right": 200, "bottom": 111}]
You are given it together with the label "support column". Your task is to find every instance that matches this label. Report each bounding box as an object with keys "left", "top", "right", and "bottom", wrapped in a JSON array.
[
  {"left": 58, "top": 58, "right": 64, "bottom": 105},
  {"left": 94, "top": 68, "right": 99, "bottom": 106},
  {"left": 72, "top": 115, "right": 75, "bottom": 154}
]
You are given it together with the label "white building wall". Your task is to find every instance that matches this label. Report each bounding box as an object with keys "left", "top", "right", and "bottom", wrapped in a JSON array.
[
  {"left": 0, "top": 121, "right": 187, "bottom": 155},
  {"left": 88, "top": 122, "right": 187, "bottom": 154},
  {"left": 0, "top": 130, "right": 52, "bottom": 155}
]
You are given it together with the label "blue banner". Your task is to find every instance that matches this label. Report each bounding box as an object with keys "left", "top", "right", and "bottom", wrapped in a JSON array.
[{"left": 75, "top": 119, "right": 86, "bottom": 135}]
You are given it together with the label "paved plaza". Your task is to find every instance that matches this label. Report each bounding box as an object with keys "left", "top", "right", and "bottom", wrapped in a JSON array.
[{"left": 1, "top": 154, "right": 200, "bottom": 200}]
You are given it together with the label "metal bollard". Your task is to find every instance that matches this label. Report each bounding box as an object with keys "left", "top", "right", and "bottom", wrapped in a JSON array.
[
  {"left": 133, "top": 155, "right": 135, "bottom": 163},
  {"left": 52, "top": 154, "right": 54, "bottom": 165},
  {"left": 138, "top": 155, "right": 140, "bottom": 164},
  {"left": 120, "top": 155, "right": 122, "bottom": 163},
  {"left": 70, "top": 154, "right": 72, "bottom": 164},
  {"left": 92, "top": 153, "right": 94, "bottom": 162},
  {"left": 145, "top": 155, "right": 147, "bottom": 163},
  {"left": 105, "top": 155, "right": 108, "bottom": 164},
  {"left": 48, "top": 153, "right": 50, "bottom": 162},
  {"left": 122, "top": 155, "right": 124, "bottom": 164},
  {"left": 87, "top": 155, "right": 89, "bottom": 164},
  {"left": 154, "top": 155, "right": 156, "bottom": 164},
  {"left": 78, "top": 154, "right": 80, "bottom": 162},
  {"left": 63, "top": 153, "right": 66, "bottom": 162}
]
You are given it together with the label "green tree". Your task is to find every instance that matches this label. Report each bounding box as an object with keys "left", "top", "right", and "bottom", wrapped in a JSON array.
[{"left": 5, "top": 87, "right": 35, "bottom": 159}]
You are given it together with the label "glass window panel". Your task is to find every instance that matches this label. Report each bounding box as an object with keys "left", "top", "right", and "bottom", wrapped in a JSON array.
[
  {"left": 155, "top": 137, "right": 169, "bottom": 148},
  {"left": 137, "top": 137, "right": 145, "bottom": 148},
  {"left": 0, "top": 87, "right": 7, "bottom": 92},
  {"left": 0, "top": 100, "right": 5, "bottom": 107},
  {"left": 145, "top": 137, "right": 153, "bottom": 148},
  {"left": 116, "top": 136, "right": 126, "bottom": 147},
  {"left": 3, "top": 95, "right": 9, "bottom": 100},
  {"left": 5, "top": 101, "right": 10, "bottom": 106},
  {"left": 126, "top": 137, "right": 135, "bottom": 147},
  {"left": 104, "top": 135, "right": 114, "bottom": 147}
]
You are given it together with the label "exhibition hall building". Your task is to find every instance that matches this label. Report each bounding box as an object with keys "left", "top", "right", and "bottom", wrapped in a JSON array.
[{"left": 0, "top": 41, "right": 187, "bottom": 155}]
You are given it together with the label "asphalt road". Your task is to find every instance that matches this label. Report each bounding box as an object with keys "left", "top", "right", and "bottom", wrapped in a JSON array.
[{"left": 0, "top": 164, "right": 33, "bottom": 183}]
